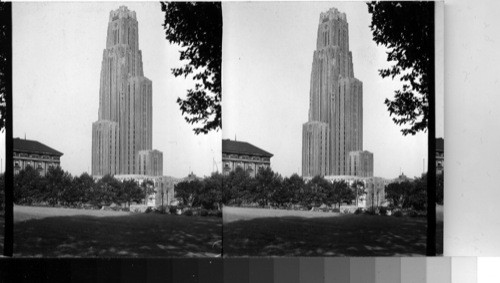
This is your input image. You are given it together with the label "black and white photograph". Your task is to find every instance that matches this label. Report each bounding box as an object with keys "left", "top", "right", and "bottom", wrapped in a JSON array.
[
  {"left": 5, "top": 2, "right": 223, "bottom": 257},
  {"left": 221, "top": 1, "right": 444, "bottom": 257},
  {"left": 7, "top": 0, "right": 500, "bottom": 280}
]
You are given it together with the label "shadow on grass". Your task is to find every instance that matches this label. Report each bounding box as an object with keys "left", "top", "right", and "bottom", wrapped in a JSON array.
[
  {"left": 0, "top": 217, "right": 4, "bottom": 255},
  {"left": 13, "top": 213, "right": 222, "bottom": 257},
  {"left": 223, "top": 214, "right": 443, "bottom": 257}
]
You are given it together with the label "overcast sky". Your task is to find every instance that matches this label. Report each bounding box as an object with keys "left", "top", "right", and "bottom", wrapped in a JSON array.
[
  {"left": 11, "top": 2, "right": 221, "bottom": 178},
  {"left": 222, "top": 2, "right": 443, "bottom": 179}
]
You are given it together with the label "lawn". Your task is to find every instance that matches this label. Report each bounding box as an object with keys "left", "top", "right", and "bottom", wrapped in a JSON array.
[
  {"left": 10, "top": 205, "right": 222, "bottom": 257},
  {"left": 223, "top": 206, "right": 443, "bottom": 257}
]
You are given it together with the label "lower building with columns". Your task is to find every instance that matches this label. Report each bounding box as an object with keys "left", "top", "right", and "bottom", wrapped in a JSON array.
[
  {"left": 13, "top": 137, "right": 64, "bottom": 176},
  {"left": 222, "top": 139, "right": 273, "bottom": 177},
  {"left": 114, "top": 174, "right": 176, "bottom": 207}
]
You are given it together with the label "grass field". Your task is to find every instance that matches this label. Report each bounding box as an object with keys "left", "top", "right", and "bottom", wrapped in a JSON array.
[
  {"left": 9, "top": 205, "right": 222, "bottom": 257},
  {"left": 223, "top": 206, "right": 443, "bottom": 257}
]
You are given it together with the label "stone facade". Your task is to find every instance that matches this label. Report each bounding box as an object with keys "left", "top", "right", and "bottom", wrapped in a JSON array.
[
  {"left": 222, "top": 139, "right": 273, "bottom": 178},
  {"left": 349, "top": 150, "right": 374, "bottom": 177},
  {"left": 302, "top": 121, "right": 330, "bottom": 177},
  {"left": 138, "top": 150, "right": 163, "bottom": 176},
  {"left": 92, "top": 120, "right": 119, "bottom": 176},
  {"left": 92, "top": 6, "right": 162, "bottom": 177},
  {"left": 114, "top": 175, "right": 176, "bottom": 207},
  {"left": 302, "top": 8, "right": 373, "bottom": 178},
  {"left": 364, "top": 177, "right": 388, "bottom": 209},
  {"left": 13, "top": 138, "right": 63, "bottom": 176}
]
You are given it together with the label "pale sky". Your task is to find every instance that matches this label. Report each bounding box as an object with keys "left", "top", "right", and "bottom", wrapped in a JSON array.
[
  {"left": 222, "top": 2, "right": 443, "bottom": 179},
  {"left": 11, "top": 2, "right": 221, "bottom": 178}
]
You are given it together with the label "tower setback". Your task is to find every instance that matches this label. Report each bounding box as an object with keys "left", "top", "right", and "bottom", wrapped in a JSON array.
[
  {"left": 302, "top": 8, "right": 372, "bottom": 177},
  {"left": 92, "top": 6, "right": 161, "bottom": 177}
]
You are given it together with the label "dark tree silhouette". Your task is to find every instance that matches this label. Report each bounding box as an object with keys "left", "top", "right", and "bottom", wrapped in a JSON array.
[
  {"left": 367, "top": 1, "right": 434, "bottom": 136},
  {"left": 368, "top": 1, "right": 436, "bottom": 255},
  {"left": 0, "top": 2, "right": 8, "bottom": 131},
  {"left": 160, "top": 2, "right": 222, "bottom": 134}
]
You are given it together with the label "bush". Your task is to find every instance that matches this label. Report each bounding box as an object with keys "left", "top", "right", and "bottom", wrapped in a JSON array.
[
  {"left": 393, "top": 210, "right": 403, "bottom": 217},
  {"left": 200, "top": 209, "right": 209, "bottom": 217},
  {"left": 145, "top": 207, "right": 153, "bottom": 213},
  {"left": 168, "top": 206, "right": 178, "bottom": 215},
  {"left": 354, "top": 208, "right": 364, "bottom": 215},
  {"left": 183, "top": 209, "right": 194, "bottom": 216},
  {"left": 379, "top": 206, "right": 388, "bottom": 216},
  {"left": 332, "top": 208, "right": 340, "bottom": 213},
  {"left": 365, "top": 207, "right": 376, "bottom": 215},
  {"left": 154, "top": 206, "right": 167, "bottom": 214},
  {"left": 406, "top": 210, "right": 426, "bottom": 218},
  {"left": 208, "top": 210, "right": 222, "bottom": 218}
]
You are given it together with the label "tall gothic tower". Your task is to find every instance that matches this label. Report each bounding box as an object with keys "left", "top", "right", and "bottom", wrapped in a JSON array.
[
  {"left": 302, "top": 8, "right": 367, "bottom": 177},
  {"left": 92, "top": 6, "right": 161, "bottom": 176}
]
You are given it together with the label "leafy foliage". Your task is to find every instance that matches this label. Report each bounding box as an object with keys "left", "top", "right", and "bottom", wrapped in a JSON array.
[
  {"left": 221, "top": 169, "right": 362, "bottom": 210},
  {"left": 160, "top": 2, "right": 222, "bottom": 134},
  {"left": 45, "top": 166, "right": 73, "bottom": 206},
  {"left": 368, "top": 1, "right": 434, "bottom": 135},
  {"left": 254, "top": 167, "right": 283, "bottom": 207},
  {"left": 385, "top": 174, "right": 430, "bottom": 211},
  {"left": 175, "top": 179, "right": 203, "bottom": 207},
  {"left": 14, "top": 165, "right": 46, "bottom": 205},
  {"left": 174, "top": 173, "right": 223, "bottom": 210},
  {"left": 0, "top": 2, "right": 9, "bottom": 131},
  {"left": 13, "top": 168, "right": 150, "bottom": 208},
  {"left": 200, "top": 173, "right": 223, "bottom": 210}
]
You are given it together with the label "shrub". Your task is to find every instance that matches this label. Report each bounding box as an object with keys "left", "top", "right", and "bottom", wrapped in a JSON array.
[
  {"left": 145, "top": 207, "right": 153, "bottom": 214},
  {"left": 154, "top": 206, "right": 167, "bottom": 214},
  {"left": 208, "top": 210, "right": 222, "bottom": 218},
  {"left": 407, "top": 210, "right": 426, "bottom": 218},
  {"left": 393, "top": 210, "right": 403, "bottom": 217},
  {"left": 183, "top": 209, "right": 194, "bottom": 216},
  {"left": 379, "top": 206, "right": 388, "bottom": 216},
  {"left": 332, "top": 208, "right": 340, "bottom": 213},
  {"left": 354, "top": 208, "right": 364, "bottom": 215},
  {"left": 364, "top": 207, "right": 376, "bottom": 215},
  {"left": 169, "top": 206, "right": 178, "bottom": 215},
  {"left": 200, "top": 209, "right": 209, "bottom": 217}
]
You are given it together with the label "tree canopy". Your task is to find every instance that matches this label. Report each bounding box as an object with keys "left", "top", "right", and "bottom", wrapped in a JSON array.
[
  {"left": 160, "top": 2, "right": 222, "bottom": 134},
  {"left": 0, "top": 2, "right": 9, "bottom": 131},
  {"left": 367, "top": 1, "right": 434, "bottom": 135}
]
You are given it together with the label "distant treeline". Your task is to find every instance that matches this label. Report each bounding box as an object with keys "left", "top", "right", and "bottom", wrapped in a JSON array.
[
  {"left": 218, "top": 167, "right": 362, "bottom": 210},
  {"left": 9, "top": 165, "right": 442, "bottom": 213},
  {"left": 174, "top": 173, "right": 223, "bottom": 210},
  {"left": 186, "top": 167, "right": 440, "bottom": 212},
  {"left": 385, "top": 173, "right": 444, "bottom": 211},
  {"left": 13, "top": 166, "right": 154, "bottom": 208}
]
